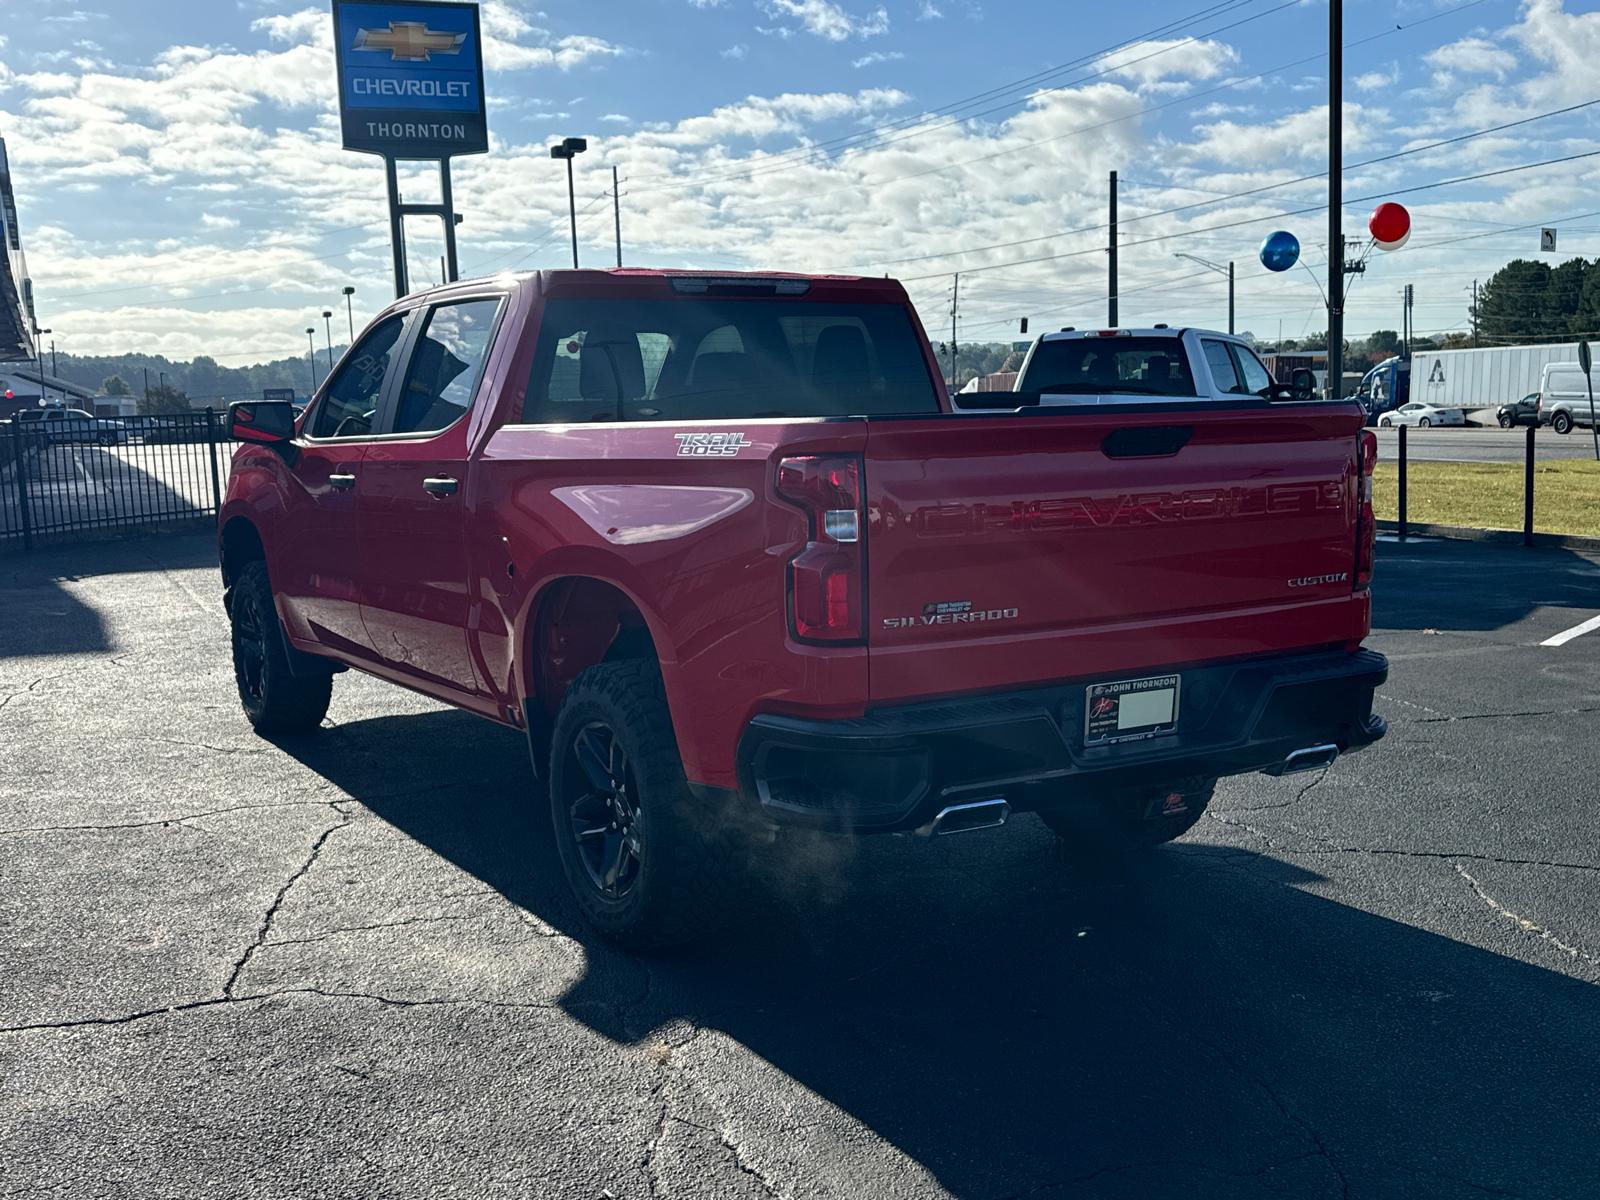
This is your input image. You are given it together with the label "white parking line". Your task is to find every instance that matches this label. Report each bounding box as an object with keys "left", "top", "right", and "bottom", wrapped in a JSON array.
[{"left": 1542, "top": 614, "right": 1600, "bottom": 647}]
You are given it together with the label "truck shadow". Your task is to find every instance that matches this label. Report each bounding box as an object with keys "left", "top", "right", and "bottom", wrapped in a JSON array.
[
  {"left": 1374, "top": 536, "right": 1599, "bottom": 633},
  {"left": 280, "top": 709, "right": 1600, "bottom": 1198}
]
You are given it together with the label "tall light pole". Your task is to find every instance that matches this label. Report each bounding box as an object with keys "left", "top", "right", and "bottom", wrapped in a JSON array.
[
  {"left": 550, "top": 137, "right": 588, "bottom": 268},
  {"left": 322, "top": 310, "right": 335, "bottom": 372},
  {"left": 611, "top": 165, "right": 622, "bottom": 268},
  {"left": 1328, "top": 0, "right": 1344, "bottom": 398},
  {"left": 306, "top": 327, "right": 319, "bottom": 393},
  {"left": 1173, "top": 254, "right": 1235, "bottom": 334},
  {"left": 33, "top": 326, "right": 50, "bottom": 406},
  {"left": 342, "top": 286, "right": 356, "bottom": 342}
]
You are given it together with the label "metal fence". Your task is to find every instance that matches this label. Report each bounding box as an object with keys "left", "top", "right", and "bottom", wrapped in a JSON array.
[{"left": 1, "top": 411, "right": 230, "bottom": 551}]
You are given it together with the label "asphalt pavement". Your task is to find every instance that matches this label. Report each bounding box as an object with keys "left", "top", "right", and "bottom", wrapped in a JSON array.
[
  {"left": 1375, "top": 424, "right": 1600, "bottom": 463},
  {"left": 2, "top": 532, "right": 1599, "bottom": 1198}
]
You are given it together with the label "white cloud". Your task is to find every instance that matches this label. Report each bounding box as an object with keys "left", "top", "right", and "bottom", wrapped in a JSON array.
[
  {"left": 1098, "top": 38, "right": 1239, "bottom": 90},
  {"left": 687, "top": 0, "right": 728, "bottom": 6},
  {"left": 722, "top": 44, "right": 750, "bottom": 59},
  {"left": 199, "top": 212, "right": 238, "bottom": 230},
  {"left": 853, "top": 51, "right": 903, "bottom": 68},
  {"left": 917, "top": 3, "right": 942, "bottom": 18},
  {"left": 1187, "top": 102, "right": 1382, "bottom": 165},
  {"left": 601, "top": 113, "right": 631, "bottom": 123},
  {"left": 1353, "top": 67, "right": 1397, "bottom": 92},
  {"left": 762, "top": 0, "right": 889, "bottom": 41},
  {"left": 1425, "top": 37, "right": 1517, "bottom": 79}
]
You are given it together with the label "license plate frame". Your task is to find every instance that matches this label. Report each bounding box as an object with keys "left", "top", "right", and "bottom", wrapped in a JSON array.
[{"left": 1084, "top": 674, "right": 1181, "bottom": 747}]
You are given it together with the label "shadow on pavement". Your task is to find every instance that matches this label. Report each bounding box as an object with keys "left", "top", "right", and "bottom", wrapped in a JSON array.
[
  {"left": 0, "top": 533, "right": 215, "bottom": 658},
  {"left": 278, "top": 706, "right": 1600, "bottom": 1198},
  {"left": 1374, "top": 537, "right": 1599, "bottom": 633}
]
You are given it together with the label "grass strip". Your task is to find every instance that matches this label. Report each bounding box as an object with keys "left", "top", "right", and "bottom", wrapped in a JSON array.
[{"left": 1372, "top": 459, "right": 1600, "bottom": 537}]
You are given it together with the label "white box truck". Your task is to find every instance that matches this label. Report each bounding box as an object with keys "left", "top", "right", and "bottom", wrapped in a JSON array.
[{"left": 1410, "top": 342, "right": 1582, "bottom": 419}]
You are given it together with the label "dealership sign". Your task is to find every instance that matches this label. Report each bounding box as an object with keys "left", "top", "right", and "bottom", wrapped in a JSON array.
[{"left": 333, "top": 0, "right": 488, "bottom": 159}]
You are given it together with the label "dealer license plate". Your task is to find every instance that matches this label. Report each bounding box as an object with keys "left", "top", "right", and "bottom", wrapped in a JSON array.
[{"left": 1084, "top": 674, "right": 1181, "bottom": 746}]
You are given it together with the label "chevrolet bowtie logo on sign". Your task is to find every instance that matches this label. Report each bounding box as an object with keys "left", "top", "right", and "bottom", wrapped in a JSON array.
[
  {"left": 333, "top": 1, "right": 488, "bottom": 158},
  {"left": 354, "top": 21, "right": 466, "bottom": 61}
]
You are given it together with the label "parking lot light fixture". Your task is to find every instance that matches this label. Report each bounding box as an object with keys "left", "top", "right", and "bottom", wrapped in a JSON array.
[
  {"left": 550, "top": 137, "right": 588, "bottom": 269},
  {"left": 306, "top": 327, "right": 318, "bottom": 393},
  {"left": 322, "top": 310, "right": 335, "bottom": 372},
  {"left": 342, "top": 286, "right": 356, "bottom": 341}
]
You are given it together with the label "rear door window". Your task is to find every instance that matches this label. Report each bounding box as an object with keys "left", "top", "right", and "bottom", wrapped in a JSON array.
[
  {"left": 389, "top": 298, "right": 503, "bottom": 435},
  {"left": 1202, "top": 340, "right": 1244, "bottom": 394},
  {"left": 1228, "top": 344, "right": 1273, "bottom": 394},
  {"left": 520, "top": 298, "right": 941, "bottom": 423}
]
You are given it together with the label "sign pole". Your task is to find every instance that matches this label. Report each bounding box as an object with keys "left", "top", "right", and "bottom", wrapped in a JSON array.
[
  {"left": 439, "top": 157, "right": 459, "bottom": 283},
  {"left": 385, "top": 156, "right": 408, "bottom": 299}
]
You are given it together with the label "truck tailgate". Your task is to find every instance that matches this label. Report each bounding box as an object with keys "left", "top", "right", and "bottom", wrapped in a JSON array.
[{"left": 865, "top": 406, "right": 1369, "bottom": 703}]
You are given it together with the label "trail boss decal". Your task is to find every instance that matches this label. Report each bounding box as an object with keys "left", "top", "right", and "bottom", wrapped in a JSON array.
[
  {"left": 675, "top": 432, "right": 749, "bottom": 457},
  {"left": 883, "top": 603, "right": 1019, "bottom": 630},
  {"left": 1287, "top": 572, "right": 1349, "bottom": 588}
]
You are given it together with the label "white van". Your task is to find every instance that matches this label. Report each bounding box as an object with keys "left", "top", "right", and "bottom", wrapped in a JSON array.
[{"left": 1537, "top": 363, "right": 1600, "bottom": 434}]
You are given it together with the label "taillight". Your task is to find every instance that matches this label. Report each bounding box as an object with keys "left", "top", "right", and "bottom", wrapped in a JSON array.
[
  {"left": 776, "top": 455, "right": 864, "bottom": 642},
  {"left": 1356, "top": 429, "right": 1377, "bottom": 587}
]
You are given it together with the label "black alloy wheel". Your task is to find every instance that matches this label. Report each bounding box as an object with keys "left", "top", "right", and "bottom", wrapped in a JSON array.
[
  {"left": 229, "top": 559, "right": 332, "bottom": 733},
  {"left": 233, "top": 584, "right": 269, "bottom": 707},
  {"left": 564, "top": 720, "right": 644, "bottom": 900}
]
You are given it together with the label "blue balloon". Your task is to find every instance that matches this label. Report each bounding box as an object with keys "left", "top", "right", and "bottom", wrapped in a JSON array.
[{"left": 1260, "top": 230, "right": 1300, "bottom": 273}]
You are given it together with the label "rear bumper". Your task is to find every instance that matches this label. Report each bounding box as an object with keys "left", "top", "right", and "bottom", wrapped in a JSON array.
[{"left": 731, "top": 647, "right": 1388, "bottom": 833}]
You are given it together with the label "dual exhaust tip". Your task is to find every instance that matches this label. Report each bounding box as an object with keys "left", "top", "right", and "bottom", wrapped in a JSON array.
[{"left": 919, "top": 745, "right": 1337, "bottom": 834}]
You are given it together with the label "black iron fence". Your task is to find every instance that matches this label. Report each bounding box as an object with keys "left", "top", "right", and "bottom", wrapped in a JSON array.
[{"left": 1, "top": 411, "right": 232, "bottom": 551}]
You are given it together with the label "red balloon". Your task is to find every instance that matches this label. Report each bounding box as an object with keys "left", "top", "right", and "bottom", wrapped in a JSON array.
[{"left": 1369, "top": 202, "right": 1411, "bottom": 246}]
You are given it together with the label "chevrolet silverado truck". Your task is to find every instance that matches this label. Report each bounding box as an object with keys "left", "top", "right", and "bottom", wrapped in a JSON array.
[{"left": 219, "top": 270, "right": 1387, "bottom": 948}]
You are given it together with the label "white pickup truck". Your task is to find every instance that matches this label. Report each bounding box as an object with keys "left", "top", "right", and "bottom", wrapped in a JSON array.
[{"left": 958, "top": 327, "right": 1314, "bottom": 408}]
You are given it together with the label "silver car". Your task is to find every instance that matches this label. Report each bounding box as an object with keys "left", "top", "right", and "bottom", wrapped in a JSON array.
[
  {"left": 1377, "top": 402, "right": 1465, "bottom": 428},
  {"left": 17, "top": 407, "right": 129, "bottom": 445}
]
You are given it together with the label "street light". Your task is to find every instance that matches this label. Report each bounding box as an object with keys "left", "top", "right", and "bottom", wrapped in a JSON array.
[
  {"left": 342, "top": 286, "right": 356, "bottom": 342},
  {"left": 549, "top": 137, "right": 588, "bottom": 269},
  {"left": 306, "top": 327, "right": 319, "bottom": 393},
  {"left": 322, "top": 310, "right": 335, "bottom": 372},
  {"left": 1173, "top": 254, "right": 1234, "bottom": 335},
  {"left": 33, "top": 327, "right": 50, "bottom": 406}
]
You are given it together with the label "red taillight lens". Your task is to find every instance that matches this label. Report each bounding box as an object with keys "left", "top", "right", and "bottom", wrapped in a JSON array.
[
  {"left": 1356, "top": 429, "right": 1377, "bottom": 586},
  {"left": 776, "top": 455, "right": 864, "bottom": 642}
]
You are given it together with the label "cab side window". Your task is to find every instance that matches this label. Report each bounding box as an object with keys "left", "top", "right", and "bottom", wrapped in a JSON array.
[
  {"left": 391, "top": 299, "right": 503, "bottom": 435},
  {"left": 1229, "top": 345, "right": 1273, "bottom": 394},
  {"left": 1202, "top": 340, "right": 1242, "bottom": 393},
  {"left": 312, "top": 315, "right": 406, "bottom": 439}
]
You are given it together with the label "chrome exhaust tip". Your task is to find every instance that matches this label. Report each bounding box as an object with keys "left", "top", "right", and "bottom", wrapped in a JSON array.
[
  {"left": 1279, "top": 744, "right": 1339, "bottom": 774},
  {"left": 926, "top": 799, "right": 1011, "bottom": 836}
]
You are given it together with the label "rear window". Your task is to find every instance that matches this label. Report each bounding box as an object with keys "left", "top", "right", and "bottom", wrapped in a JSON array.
[
  {"left": 1018, "top": 337, "right": 1196, "bottom": 397},
  {"left": 519, "top": 298, "right": 941, "bottom": 423}
]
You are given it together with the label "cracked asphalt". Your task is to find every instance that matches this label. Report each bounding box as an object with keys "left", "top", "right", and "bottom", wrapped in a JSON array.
[{"left": 2, "top": 531, "right": 1598, "bottom": 1199}]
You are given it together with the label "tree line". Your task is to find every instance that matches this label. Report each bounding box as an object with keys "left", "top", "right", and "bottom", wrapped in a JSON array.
[
  {"left": 1472, "top": 257, "right": 1600, "bottom": 346},
  {"left": 46, "top": 347, "right": 345, "bottom": 412}
]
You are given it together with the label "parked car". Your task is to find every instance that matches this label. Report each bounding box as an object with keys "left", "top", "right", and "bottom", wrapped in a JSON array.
[
  {"left": 1497, "top": 394, "right": 1543, "bottom": 429},
  {"left": 17, "top": 407, "right": 128, "bottom": 445},
  {"left": 219, "top": 270, "right": 1388, "bottom": 948},
  {"left": 138, "top": 413, "right": 216, "bottom": 444},
  {"left": 1536, "top": 363, "right": 1600, "bottom": 434},
  {"left": 974, "top": 327, "right": 1316, "bottom": 408},
  {"left": 1377, "top": 402, "right": 1464, "bottom": 428}
]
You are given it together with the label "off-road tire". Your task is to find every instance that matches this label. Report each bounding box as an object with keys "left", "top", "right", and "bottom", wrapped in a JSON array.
[
  {"left": 230, "top": 560, "right": 332, "bottom": 734},
  {"left": 1553, "top": 411, "right": 1574, "bottom": 435},
  {"left": 1499, "top": 414, "right": 1514, "bottom": 429},
  {"left": 549, "top": 660, "right": 742, "bottom": 950},
  {"left": 1040, "top": 776, "right": 1216, "bottom": 853}
]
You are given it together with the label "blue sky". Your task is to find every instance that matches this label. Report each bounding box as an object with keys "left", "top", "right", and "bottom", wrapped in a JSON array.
[{"left": 3, "top": 0, "right": 1600, "bottom": 361}]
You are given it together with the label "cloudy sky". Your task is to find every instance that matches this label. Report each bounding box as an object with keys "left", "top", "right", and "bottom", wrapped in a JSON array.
[{"left": 3, "top": 0, "right": 1600, "bottom": 363}]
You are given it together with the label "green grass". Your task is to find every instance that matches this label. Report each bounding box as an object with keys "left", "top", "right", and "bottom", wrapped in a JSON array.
[{"left": 1373, "top": 459, "right": 1600, "bottom": 538}]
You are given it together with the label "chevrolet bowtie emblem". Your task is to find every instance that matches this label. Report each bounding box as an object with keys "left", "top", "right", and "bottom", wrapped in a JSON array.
[{"left": 354, "top": 21, "right": 465, "bottom": 62}]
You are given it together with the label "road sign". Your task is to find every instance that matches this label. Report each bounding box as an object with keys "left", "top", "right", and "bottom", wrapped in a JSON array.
[
  {"left": 333, "top": 0, "right": 487, "bottom": 159},
  {"left": 1542, "top": 227, "right": 1557, "bottom": 252},
  {"left": 1580, "top": 342, "right": 1592, "bottom": 374},
  {"left": 262, "top": 388, "right": 296, "bottom": 401}
]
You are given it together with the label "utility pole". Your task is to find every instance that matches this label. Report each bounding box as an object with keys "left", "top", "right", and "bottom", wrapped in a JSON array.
[
  {"left": 949, "top": 274, "right": 959, "bottom": 390},
  {"left": 1108, "top": 170, "right": 1119, "bottom": 327},
  {"left": 612, "top": 166, "right": 623, "bottom": 268},
  {"left": 1228, "top": 261, "right": 1234, "bottom": 335},
  {"left": 1327, "top": 0, "right": 1344, "bottom": 399},
  {"left": 1471, "top": 280, "right": 1479, "bottom": 346},
  {"left": 1174, "top": 254, "right": 1234, "bottom": 334}
]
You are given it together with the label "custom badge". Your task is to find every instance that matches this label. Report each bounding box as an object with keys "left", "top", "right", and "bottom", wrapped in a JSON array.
[{"left": 674, "top": 432, "right": 749, "bottom": 457}]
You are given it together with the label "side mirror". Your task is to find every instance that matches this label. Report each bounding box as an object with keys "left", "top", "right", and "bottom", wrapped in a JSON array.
[
  {"left": 1290, "top": 368, "right": 1316, "bottom": 400},
  {"left": 229, "top": 400, "right": 296, "bottom": 444}
]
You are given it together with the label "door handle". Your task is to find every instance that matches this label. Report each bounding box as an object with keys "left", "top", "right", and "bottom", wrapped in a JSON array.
[
  {"left": 328, "top": 473, "right": 356, "bottom": 489},
  {"left": 422, "top": 476, "right": 459, "bottom": 496}
]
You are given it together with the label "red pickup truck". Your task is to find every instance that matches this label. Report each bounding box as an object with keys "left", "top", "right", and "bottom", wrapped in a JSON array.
[{"left": 220, "top": 269, "right": 1387, "bottom": 947}]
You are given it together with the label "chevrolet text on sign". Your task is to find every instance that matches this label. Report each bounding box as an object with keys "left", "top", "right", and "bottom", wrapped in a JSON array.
[{"left": 333, "top": 0, "right": 488, "bottom": 159}]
